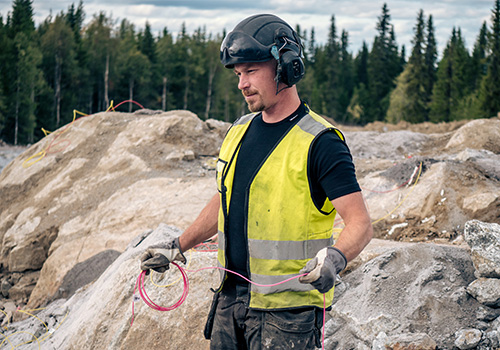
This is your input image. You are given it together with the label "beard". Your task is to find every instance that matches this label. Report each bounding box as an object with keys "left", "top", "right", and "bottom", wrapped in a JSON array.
[{"left": 242, "top": 90, "right": 265, "bottom": 113}]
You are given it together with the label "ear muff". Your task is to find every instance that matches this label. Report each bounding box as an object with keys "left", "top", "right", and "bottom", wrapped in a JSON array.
[
  {"left": 273, "top": 29, "right": 305, "bottom": 87},
  {"left": 278, "top": 50, "right": 305, "bottom": 87}
]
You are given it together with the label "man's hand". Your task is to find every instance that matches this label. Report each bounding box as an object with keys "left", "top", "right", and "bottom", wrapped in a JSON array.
[
  {"left": 140, "top": 237, "right": 186, "bottom": 273},
  {"left": 298, "top": 246, "right": 347, "bottom": 293}
]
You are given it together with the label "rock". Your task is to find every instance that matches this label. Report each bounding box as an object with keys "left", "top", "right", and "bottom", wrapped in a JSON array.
[
  {"left": 7, "top": 271, "right": 40, "bottom": 302},
  {"left": 1, "top": 279, "right": 12, "bottom": 297},
  {"left": 445, "top": 118, "right": 500, "bottom": 154},
  {"left": 464, "top": 220, "right": 500, "bottom": 278},
  {"left": 372, "top": 332, "right": 437, "bottom": 350},
  {"left": 476, "top": 305, "right": 500, "bottom": 322},
  {"left": 330, "top": 243, "right": 481, "bottom": 349},
  {"left": 486, "top": 330, "right": 499, "bottom": 348},
  {"left": 0, "top": 300, "right": 17, "bottom": 327},
  {"left": 467, "top": 278, "right": 500, "bottom": 307},
  {"left": 183, "top": 150, "right": 196, "bottom": 161},
  {"left": 51, "top": 249, "right": 120, "bottom": 301},
  {"left": 205, "top": 118, "right": 229, "bottom": 132},
  {"left": 165, "top": 149, "right": 184, "bottom": 161},
  {"left": 0, "top": 110, "right": 225, "bottom": 308},
  {"left": 3, "top": 224, "right": 218, "bottom": 350},
  {"left": 463, "top": 192, "right": 500, "bottom": 214},
  {"left": 454, "top": 328, "right": 483, "bottom": 349}
]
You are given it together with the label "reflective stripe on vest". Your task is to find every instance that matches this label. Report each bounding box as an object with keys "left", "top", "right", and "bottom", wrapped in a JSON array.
[{"left": 216, "top": 107, "right": 342, "bottom": 309}]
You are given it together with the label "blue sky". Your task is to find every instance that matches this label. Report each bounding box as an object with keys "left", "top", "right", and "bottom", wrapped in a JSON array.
[{"left": 0, "top": 0, "right": 493, "bottom": 56}]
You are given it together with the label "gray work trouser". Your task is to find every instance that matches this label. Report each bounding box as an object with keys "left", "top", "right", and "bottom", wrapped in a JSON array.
[{"left": 205, "top": 285, "right": 323, "bottom": 350}]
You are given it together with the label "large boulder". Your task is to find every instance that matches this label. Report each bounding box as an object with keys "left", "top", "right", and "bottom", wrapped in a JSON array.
[
  {"left": 0, "top": 110, "right": 228, "bottom": 308},
  {"left": 464, "top": 220, "right": 500, "bottom": 278},
  {"left": 326, "top": 243, "right": 487, "bottom": 349},
  {"left": 3, "top": 224, "right": 218, "bottom": 349}
]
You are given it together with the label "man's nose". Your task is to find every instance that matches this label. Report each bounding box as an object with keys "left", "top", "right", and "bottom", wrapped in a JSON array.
[{"left": 238, "top": 75, "right": 250, "bottom": 90}]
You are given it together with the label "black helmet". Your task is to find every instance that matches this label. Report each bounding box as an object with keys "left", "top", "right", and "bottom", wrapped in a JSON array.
[{"left": 220, "top": 14, "right": 305, "bottom": 87}]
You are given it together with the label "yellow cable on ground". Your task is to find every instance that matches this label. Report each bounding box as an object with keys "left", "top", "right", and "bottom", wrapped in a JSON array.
[
  {"left": 16, "top": 310, "right": 48, "bottom": 334},
  {"left": 0, "top": 306, "right": 68, "bottom": 349},
  {"left": 37, "top": 309, "right": 69, "bottom": 343},
  {"left": 22, "top": 108, "right": 88, "bottom": 168},
  {"left": 0, "top": 330, "right": 41, "bottom": 350},
  {"left": 22, "top": 99, "right": 119, "bottom": 169}
]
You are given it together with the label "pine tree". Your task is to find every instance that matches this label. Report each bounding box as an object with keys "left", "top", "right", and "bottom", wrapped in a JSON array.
[
  {"left": 156, "top": 27, "right": 174, "bottom": 111},
  {"left": 66, "top": 1, "right": 85, "bottom": 43},
  {"left": 12, "top": 31, "right": 43, "bottom": 144},
  {"left": 405, "top": 10, "right": 427, "bottom": 123},
  {"left": 479, "top": 0, "right": 500, "bottom": 117},
  {"left": 346, "top": 42, "right": 369, "bottom": 123},
  {"left": 3, "top": 0, "right": 44, "bottom": 144},
  {"left": 8, "top": 0, "right": 35, "bottom": 36},
  {"left": 366, "top": 3, "right": 401, "bottom": 122},
  {"left": 63, "top": 1, "right": 90, "bottom": 115},
  {"left": 115, "top": 19, "right": 151, "bottom": 111},
  {"left": 386, "top": 66, "right": 411, "bottom": 123},
  {"left": 0, "top": 16, "right": 7, "bottom": 135},
  {"left": 400, "top": 45, "right": 407, "bottom": 67},
  {"left": 354, "top": 42, "right": 369, "bottom": 87},
  {"left": 83, "top": 12, "right": 115, "bottom": 112},
  {"left": 40, "top": 14, "right": 78, "bottom": 127},
  {"left": 424, "top": 15, "right": 438, "bottom": 104},
  {"left": 307, "top": 27, "right": 316, "bottom": 65},
  {"left": 338, "top": 29, "right": 354, "bottom": 122},
  {"left": 471, "top": 22, "right": 488, "bottom": 91},
  {"left": 139, "top": 22, "right": 156, "bottom": 63},
  {"left": 323, "top": 15, "right": 341, "bottom": 119},
  {"left": 429, "top": 28, "right": 470, "bottom": 121}
]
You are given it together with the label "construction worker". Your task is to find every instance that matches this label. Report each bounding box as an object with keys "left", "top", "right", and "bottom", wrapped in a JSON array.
[{"left": 140, "top": 14, "right": 373, "bottom": 350}]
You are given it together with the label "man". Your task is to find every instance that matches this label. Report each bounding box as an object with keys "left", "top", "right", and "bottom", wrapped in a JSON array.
[{"left": 140, "top": 14, "right": 373, "bottom": 350}]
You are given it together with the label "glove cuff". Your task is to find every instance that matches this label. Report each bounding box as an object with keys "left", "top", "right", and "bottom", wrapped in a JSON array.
[
  {"left": 173, "top": 236, "right": 183, "bottom": 253},
  {"left": 173, "top": 237, "right": 187, "bottom": 264},
  {"left": 328, "top": 246, "right": 347, "bottom": 272}
]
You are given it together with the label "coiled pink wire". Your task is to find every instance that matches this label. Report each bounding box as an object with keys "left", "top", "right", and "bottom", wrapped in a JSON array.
[{"left": 132, "top": 262, "right": 327, "bottom": 349}]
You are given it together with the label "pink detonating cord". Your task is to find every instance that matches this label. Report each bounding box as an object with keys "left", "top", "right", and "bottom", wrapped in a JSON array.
[{"left": 131, "top": 262, "right": 327, "bottom": 349}]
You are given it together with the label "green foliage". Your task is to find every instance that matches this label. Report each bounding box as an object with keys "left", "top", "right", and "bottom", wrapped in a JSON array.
[
  {"left": 429, "top": 28, "right": 472, "bottom": 122},
  {"left": 12, "top": 31, "right": 43, "bottom": 144},
  {"left": 0, "top": 17, "right": 7, "bottom": 134},
  {"left": 40, "top": 14, "right": 78, "bottom": 127},
  {"left": 366, "top": 4, "right": 403, "bottom": 122},
  {"left": 405, "top": 10, "right": 427, "bottom": 123},
  {"left": 0, "top": 0, "right": 500, "bottom": 144},
  {"left": 479, "top": 0, "right": 500, "bottom": 118},
  {"left": 386, "top": 66, "right": 411, "bottom": 123}
]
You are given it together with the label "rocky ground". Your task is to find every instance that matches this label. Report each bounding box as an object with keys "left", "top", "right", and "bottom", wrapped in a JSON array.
[{"left": 0, "top": 110, "right": 499, "bottom": 349}]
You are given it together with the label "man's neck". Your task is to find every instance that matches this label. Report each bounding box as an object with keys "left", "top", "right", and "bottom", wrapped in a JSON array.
[{"left": 261, "top": 88, "right": 301, "bottom": 123}]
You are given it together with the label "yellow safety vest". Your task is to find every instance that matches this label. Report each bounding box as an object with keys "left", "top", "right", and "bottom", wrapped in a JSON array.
[{"left": 216, "top": 107, "right": 344, "bottom": 310}]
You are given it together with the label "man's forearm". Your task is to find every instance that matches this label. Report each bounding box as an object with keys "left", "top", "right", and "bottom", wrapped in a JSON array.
[
  {"left": 331, "top": 191, "right": 373, "bottom": 262},
  {"left": 334, "top": 218, "right": 373, "bottom": 262},
  {"left": 178, "top": 193, "right": 220, "bottom": 252}
]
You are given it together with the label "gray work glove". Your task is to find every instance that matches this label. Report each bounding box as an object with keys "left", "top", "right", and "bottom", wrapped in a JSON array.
[
  {"left": 298, "top": 246, "right": 347, "bottom": 293},
  {"left": 140, "top": 237, "right": 186, "bottom": 273}
]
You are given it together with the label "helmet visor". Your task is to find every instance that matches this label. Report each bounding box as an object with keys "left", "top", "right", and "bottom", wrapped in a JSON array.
[{"left": 220, "top": 31, "right": 273, "bottom": 68}]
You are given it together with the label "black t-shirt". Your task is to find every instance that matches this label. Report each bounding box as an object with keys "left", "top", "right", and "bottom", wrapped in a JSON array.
[{"left": 225, "top": 102, "right": 360, "bottom": 285}]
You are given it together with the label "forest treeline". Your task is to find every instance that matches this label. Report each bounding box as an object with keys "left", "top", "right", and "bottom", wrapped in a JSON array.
[{"left": 0, "top": 0, "right": 499, "bottom": 145}]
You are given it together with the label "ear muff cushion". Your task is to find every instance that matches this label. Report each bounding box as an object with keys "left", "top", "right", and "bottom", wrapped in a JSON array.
[{"left": 279, "top": 50, "right": 305, "bottom": 86}]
